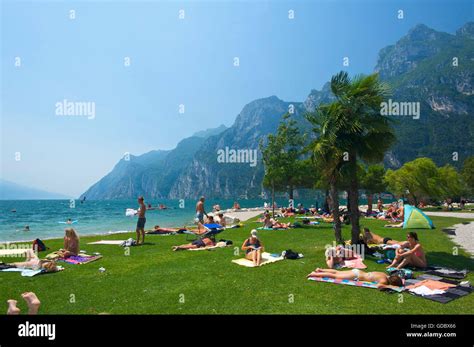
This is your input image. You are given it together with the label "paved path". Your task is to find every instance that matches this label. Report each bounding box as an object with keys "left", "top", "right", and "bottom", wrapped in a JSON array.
[
  {"left": 424, "top": 212, "right": 474, "bottom": 219},
  {"left": 443, "top": 222, "right": 474, "bottom": 257}
]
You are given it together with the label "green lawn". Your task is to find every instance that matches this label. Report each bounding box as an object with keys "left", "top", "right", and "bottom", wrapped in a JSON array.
[{"left": 1, "top": 216, "right": 473, "bottom": 314}]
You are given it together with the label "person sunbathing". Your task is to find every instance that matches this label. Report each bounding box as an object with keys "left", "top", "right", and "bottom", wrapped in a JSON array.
[
  {"left": 242, "top": 230, "right": 265, "bottom": 266},
  {"left": 7, "top": 292, "right": 41, "bottom": 315},
  {"left": 362, "top": 228, "right": 408, "bottom": 246},
  {"left": 262, "top": 213, "right": 290, "bottom": 229},
  {"left": 387, "top": 232, "right": 427, "bottom": 269},
  {"left": 8, "top": 249, "right": 58, "bottom": 272},
  {"left": 307, "top": 268, "right": 403, "bottom": 288},
  {"left": 57, "top": 228, "right": 79, "bottom": 258},
  {"left": 147, "top": 225, "right": 186, "bottom": 234},
  {"left": 172, "top": 237, "right": 215, "bottom": 251}
]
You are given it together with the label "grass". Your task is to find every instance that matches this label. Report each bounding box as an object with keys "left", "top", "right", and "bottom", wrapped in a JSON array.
[{"left": 0, "top": 215, "right": 473, "bottom": 314}]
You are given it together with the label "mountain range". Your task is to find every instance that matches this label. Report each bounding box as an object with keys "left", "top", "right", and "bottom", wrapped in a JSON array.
[
  {"left": 0, "top": 179, "right": 70, "bottom": 200},
  {"left": 80, "top": 22, "right": 474, "bottom": 200}
]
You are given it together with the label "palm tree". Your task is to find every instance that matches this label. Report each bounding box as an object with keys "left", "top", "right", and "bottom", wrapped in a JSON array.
[
  {"left": 328, "top": 71, "right": 396, "bottom": 244},
  {"left": 306, "top": 102, "right": 347, "bottom": 244}
]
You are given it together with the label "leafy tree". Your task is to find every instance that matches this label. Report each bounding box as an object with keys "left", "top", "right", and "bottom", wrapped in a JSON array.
[
  {"left": 385, "top": 158, "right": 443, "bottom": 205},
  {"left": 461, "top": 156, "right": 474, "bottom": 196},
  {"left": 438, "top": 164, "right": 464, "bottom": 201},
  {"left": 260, "top": 114, "right": 306, "bottom": 214},
  {"left": 360, "top": 164, "right": 387, "bottom": 214}
]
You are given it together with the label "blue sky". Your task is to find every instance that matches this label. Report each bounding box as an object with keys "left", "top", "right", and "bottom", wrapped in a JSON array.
[{"left": 1, "top": 0, "right": 472, "bottom": 197}]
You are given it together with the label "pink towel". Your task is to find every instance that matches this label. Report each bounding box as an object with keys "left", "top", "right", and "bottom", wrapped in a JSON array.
[{"left": 343, "top": 255, "right": 367, "bottom": 269}]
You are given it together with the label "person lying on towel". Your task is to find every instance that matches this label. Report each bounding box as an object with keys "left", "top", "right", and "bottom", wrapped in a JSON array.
[
  {"left": 57, "top": 228, "right": 79, "bottom": 258},
  {"left": 386, "top": 232, "right": 427, "bottom": 270},
  {"left": 147, "top": 225, "right": 186, "bottom": 234},
  {"left": 307, "top": 268, "right": 403, "bottom": 288},
  {"left": 262, "top": 213, "right": 290, "bottom": 229},
  {"left": 172, "top": 237, "right": 215, "bottom": 251},
  {"left": 362, "top": 228, "right": 408, "bottom": 246},
  {"left": 3, "top": 249, "right": 59, "bottom": 273},
  {"left": 241, "top": 230, "right": 265, "bottom": 266}
]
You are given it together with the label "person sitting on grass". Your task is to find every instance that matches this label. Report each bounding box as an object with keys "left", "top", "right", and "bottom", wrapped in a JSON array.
[
  {"left": 172, "top": 237, "right": 215, "bottom": 251},
  {"left": 387, "top": 232, "right": 427, "bottom": 270},
  {"left": 325, "top": 245, "right": 360, "bottom": 269},
  {"left": 362, "top": 227, "right": 408, "bottom": 246},
  {"left": 6, "top": 249, "right": 58, "bottom": 272},
  {"left": 57, "top": 228, "right": 79, "bottom": 258},
  {"left": 216, "top": 212, "right": 226, "bottom": 227},
  {"left": 7, "top": 292, "right": 41, "bottom": 315},
  {"left": 262, "top": 213, "right": 290, "bottom": 229},
  {"left": 242, "top": 230, "right": 265, "bottom": 266},
  {"left": 307, "top": 268, "right": 403, "bottom": 288}
]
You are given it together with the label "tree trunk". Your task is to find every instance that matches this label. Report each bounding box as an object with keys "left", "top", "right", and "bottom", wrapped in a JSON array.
[
  {"left": 346, "top": 190, "right": 351, "bottom": 212},
  {"left": 324, "top": 189, "right": 330, "bottom": 212},
  {"left": 289, "top": 185, "right": 294, "bottom": 201},
  {"left": 272, "top": 181, "right": 275, "bottom": 218},
  {"left": 330, "top": 180, "right": 343, "bottom": 244},
  {"left": 348, "top": 155, "right": 360, "bottom": 245},
  {"left": 367, "top": 194, "right": 373, "bottom": 214}
]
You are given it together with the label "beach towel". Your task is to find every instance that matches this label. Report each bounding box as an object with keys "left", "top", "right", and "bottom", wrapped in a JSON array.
[
  {"left": 0, "top": 248, "right": 31, "bottom": 257},
  {"left": 424, "top": 266, "right": 468, "bottom": 280},
  {"left": 59, "top": 254, "right": 102, "bottom": 265},
  {"left": 341, "top": 256, "right": 367, "bottom": 269},
  {"left": 1, "top": 265, "right": 64, "bottom": 277},
  {"left": 307, "top": 276, "right": 381, "bottom": 289},
  {"left": 404, "top": 275, "right": 472, "bottom": 303},
  {"left": 256, "top": 227, "right": 287, "bottom": 230},
  {"left": 1, "top": 268, "right": 44, "bottom": 277},
  {"left": 87, "top": 240, "right": 125, "bottom": 245},
  {"left": 125, "top": 208, "right": 137, "bottom": 217},
  {"left": 232, "top": 252, "right": 284, "bottom": 267}
]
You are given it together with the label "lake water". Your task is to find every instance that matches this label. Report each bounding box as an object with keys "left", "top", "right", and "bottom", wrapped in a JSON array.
[{"left": 0, "top": 198, "right": 334, "bottom": 242}]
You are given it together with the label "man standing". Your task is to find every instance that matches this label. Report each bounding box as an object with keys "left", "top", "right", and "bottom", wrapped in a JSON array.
[
  {"left": 135, "top": 196, "right": 147, "bottom": 245},
  {"left": 195, "top": 196, "right": 208, "bottom": 233}
]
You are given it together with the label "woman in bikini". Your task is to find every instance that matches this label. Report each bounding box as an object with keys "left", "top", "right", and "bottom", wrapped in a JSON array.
[
  {"left": 307, "top": 268, "right": 403, "bottom": 288},
  {"left": 242, "top": 230, "right": 265, "bottom": 266},
  {"left": 262, "top": 213, "right": 290, "bottom": 229},
  {"left": 172, "top": 237, "right": 215, "bottom": 251},
  {"left": 387, "top": 232, "right": 427, "bottom": 269},
  {"left": 57, "top": 228, "right": 79, "bottom": 258},
  {"left": 362, "top": 228, "right": 408, "bottom": 246},
  {"left": 5, "top": 249, "right": 58, "bottom": 272}
]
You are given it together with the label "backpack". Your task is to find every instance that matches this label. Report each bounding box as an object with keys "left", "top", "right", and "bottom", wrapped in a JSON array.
[
  {"left": 32, "top": 239, "right": 48, "bottom": 252},
  {"left": 282, "top": 249, "right": 301, "bottom": 260}
]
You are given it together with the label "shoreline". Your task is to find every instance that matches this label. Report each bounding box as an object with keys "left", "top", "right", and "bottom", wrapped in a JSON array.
[{"left": 0, "top": 208, "right": 267, "bottom": 245}]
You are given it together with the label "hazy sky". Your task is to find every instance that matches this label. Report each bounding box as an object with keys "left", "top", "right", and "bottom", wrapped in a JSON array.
[{"left": 1, "top": 0, "right": 472, "bottom": 197}]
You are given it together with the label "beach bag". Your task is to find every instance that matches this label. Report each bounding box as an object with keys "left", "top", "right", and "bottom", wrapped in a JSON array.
[
  {"left": 283, "top": 249, "right": 300, "bottom": 260},
  {"left": 32, "top": 239, "right": 48, "bottom": 252}
]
